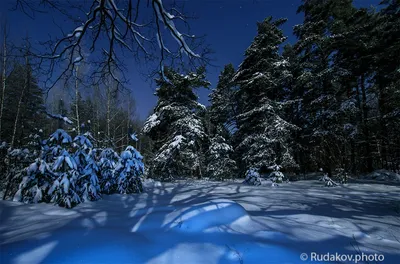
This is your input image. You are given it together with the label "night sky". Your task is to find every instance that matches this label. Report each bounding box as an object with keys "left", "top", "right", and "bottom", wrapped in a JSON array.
[{"left": 1, "top": 0, "right": 380, "bottom": 120}]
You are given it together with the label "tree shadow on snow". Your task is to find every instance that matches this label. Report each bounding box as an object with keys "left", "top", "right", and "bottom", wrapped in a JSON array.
[{"left": 0, "top": 181, "right": 400, "bottom": 264}]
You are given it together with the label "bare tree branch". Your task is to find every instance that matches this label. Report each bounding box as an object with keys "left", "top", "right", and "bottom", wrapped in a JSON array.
[{"left": 12, "top": 0, "right": 209, "bottom": 91}]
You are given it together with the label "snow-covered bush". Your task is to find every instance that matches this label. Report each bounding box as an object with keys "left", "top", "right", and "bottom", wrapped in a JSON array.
[
  {"left": 319, "top": 173, "right": 338, "bottom": 187},
  {"left": 42, "top": 129, "right": 73, "bottom": 163},
  {"left": 114, "top": 146, "right": 145, "bottom": 194},
  {"left": 243, "top": 168, "right": 262, "bottom": 186},
  {"left": 365, "top": 170, "right": 400, "bottom": 182},
  {"left": 334, "top": 168, "right": 348, "bottom": 184},
  {"left": 269, "top": 165, "right": 285, "bottom": 184}
]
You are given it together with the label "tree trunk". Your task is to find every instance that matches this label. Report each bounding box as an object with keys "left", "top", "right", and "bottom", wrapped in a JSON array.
[
  {"left": 106, "top": 84, "right": 111, "bottom": 145},
  {"left": 10, "top": 56, "right": 29, "bottom": 148},
  {"left": 75, "top": 65, "right": 80, "bottom": 135},
  {"left": 0, "top": 25, "right": 7, "bottom": 141},
  {"left": 360, "top": 74, "right": 373, "bottom": 172}
]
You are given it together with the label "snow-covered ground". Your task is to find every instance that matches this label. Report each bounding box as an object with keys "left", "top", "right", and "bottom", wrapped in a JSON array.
[{"left": 1, "top": 180, "right": 400, "bottom": 264}]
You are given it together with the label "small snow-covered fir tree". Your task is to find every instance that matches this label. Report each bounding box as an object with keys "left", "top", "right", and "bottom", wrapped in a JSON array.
[
  {"left": 243, "top": 168, "right": 262, "bottom": 186},
  {"left": 268, "top": 165, "right": 285, "bottom": 184},
  {"left": 38, "top": 129, "right": 81, "bottom": 208},
  {"left": 207, "top": 65, "right": 238, "bottom": 180},
  {"left": 4, "top": 147, "right": 38, "bottom": 199},
  {"left": 73, "top": 133, "right": 101, "bottom": 201},
  {"left": 79, "top": 152, "right": 101, "bottom": 201},
  {"left": 13, "top": 158, "right": 54, "bottom": 203},
  {"left": 98, "top": 148, "right": 119, "bottom": 194},
  {"left": 73, "top": 134, "right": 93, "bottom": 172},
  {"left": 206, "top": 133, "right": 237, "bottom": 180},
  {"left": 114, "top": 146, "right": 144, "bottom": 194},
  {"left": 49, "top": 149, "right": 81, "bottom": 208}
]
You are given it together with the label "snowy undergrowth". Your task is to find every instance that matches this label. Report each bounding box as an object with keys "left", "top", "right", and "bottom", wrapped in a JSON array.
[
  {"left": 11, "top": 129, "right": 145, "bottom": 208},
  {"left": 1, "top": 180, "right": 400, "bottom": 264}
]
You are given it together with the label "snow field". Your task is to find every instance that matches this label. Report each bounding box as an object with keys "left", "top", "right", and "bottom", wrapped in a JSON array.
[{"left": 1, "top": 180, "right": 400, "bottom": 263}]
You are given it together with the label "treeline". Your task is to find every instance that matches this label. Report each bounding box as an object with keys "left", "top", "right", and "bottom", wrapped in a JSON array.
[
  {"left": 0, "top": 59, "right": 146, "bottom": 153},
  {"left": 143, "top": 0, "right": 400, "bottom": 180},
  {"left": 0, "top": 48, "right": 151, "bottom": 193}
]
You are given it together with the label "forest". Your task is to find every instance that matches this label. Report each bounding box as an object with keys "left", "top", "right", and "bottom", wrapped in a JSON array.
[
  {"left": 0, "top": 1, "right": 400, "bottom": 264},
  {"left": 0, "top": 0, "right": 399, "bottom": 205}
]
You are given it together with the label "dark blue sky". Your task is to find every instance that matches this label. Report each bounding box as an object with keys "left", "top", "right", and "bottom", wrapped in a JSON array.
[{"left": 1, "top": 0, "right": 380, "bottom": 120}]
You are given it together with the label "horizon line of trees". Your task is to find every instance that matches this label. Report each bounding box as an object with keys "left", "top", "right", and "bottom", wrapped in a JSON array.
[
  {"left": 1, "top": 0, "right": 399, "bottom": 187},
  {"left": 143, "top": 0, "right": 400, "bottom": 180}
]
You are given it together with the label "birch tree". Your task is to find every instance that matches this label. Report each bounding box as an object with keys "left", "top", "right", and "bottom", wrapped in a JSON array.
[{"left": 0, "top": 22, "right": 8, "bottom": 141}]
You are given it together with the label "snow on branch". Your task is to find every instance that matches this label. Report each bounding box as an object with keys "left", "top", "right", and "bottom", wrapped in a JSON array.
[
  {"left": 15, "top": 0, "right": 205, "bottom": 89},
  {"left": 43, "top": 110, "right": 73, "bottom": 125}
]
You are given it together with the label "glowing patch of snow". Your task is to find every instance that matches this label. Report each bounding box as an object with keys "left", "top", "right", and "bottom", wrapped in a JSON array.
[
  {"left": 43, "top": 209, "right": 77, "bottom": 216},
  {"left": 168, "top": 199, "right": 249, "bottom": 233},
  {"left": 13, "top": 241, "right": 58, "bottom": 264}
]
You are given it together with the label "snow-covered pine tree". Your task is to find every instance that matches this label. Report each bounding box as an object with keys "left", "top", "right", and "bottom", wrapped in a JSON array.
[
  {"left": 293, "top": 0, "right": 356, "bottom": 175},
  {"left": 13, "top": 129, "right": 79, "bottom": 207},
  {"left": 206, "top": 130, "right": 237, "bottom": 180},
  {"left": 114, "top": 146, "right": 144, "bottom": 194},
  {"left": 73, "top": 133, "right": 101, "bottom": 201},
  {"left": 208, "top": 64, "right": 238, "bottom": 129},
  {"left": 243, "top": 168, "right": 262, "bottom": 186},
  {"left": 98, "top": 148, "right": 119, "bottom": 194},
  {"left": 143, "top": 67, "right": 210, "bottom": 181},
  {"left": 46, "top": 129, "right": 81, "bottom": 208},
  {"left": 73, "top": 134, "right": 93, "bottom": 173},
  {"left": 233, "top": 17, "right": 297, "bottom": 176},
  {"left": 13, "top": 157, "right": 54, "bottom": 203},
  {"left": 268, "top": 165, "right": 285, "bottom": 184},
  {"left": 206, "top": 65, "right": 238, "bottom": 180},
  {"left": 8, "top": 147, "right": 42, "bottom": 201}
]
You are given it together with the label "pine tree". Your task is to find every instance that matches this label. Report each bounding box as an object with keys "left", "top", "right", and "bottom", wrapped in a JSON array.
[
  {"left": 143, "top": 67, "right": 210, "bottom": 180},
  {"left": 233, "top": 17, "right": 297, "bottom": 175},
  {"left": 207, "top": 64, "right": 238, "bottom": 180},
  {"left": 114, "top": 146, "right": 144, "bottom": 193},
  {"left": 206, "top": 127, "right": 237, "bottom": 180},
  {"left": 293, "top": 0, "right": 356, "bottom": 175},
  {"left": 98, "top": 148, "right": 119, "bottom": 194},
  {"left": 2, "top": 62, "right": 45, "bottom": 147},
  {"left": 209, "top": 64, "right": 237, "bottom": 130},
  {"left": 73, "top": 133, "right": 101, "bottom": 201},
  {"left": 371, "top": 0, "right": 400, "bottom": 171},
  {"left": 13, "top": 129, "right": 105, "bottom": 207},
  {"left": 13, "top": 155, "right": 54, "bottom": 204},
  {"left": 47, "top": 129, "right": 81, "bottom": 208}
]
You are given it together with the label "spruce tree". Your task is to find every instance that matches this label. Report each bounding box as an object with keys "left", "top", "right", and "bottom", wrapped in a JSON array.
[
  {"left": 207, "top": 65, "right": 238, "bottom": 180},
  {"left": 114, "top": 146, "right": 144, "bottom": 193},
  {"left": 371, "top": 0, "right": 400, "bottom": 171},
  {"left": 143, "top": 67, "right": 210, "bottom": 180},
  {"left": 233, "top": 17, "right": 297, "bottom": 175},
  {"left": 293, "top": 0, "right": 356, "bottom": 175},
  {"left": 2, "top": 63, "right": 45, "bottom": 146},
  {"left": 209, "top": 64, "right": 237, "bottom": 130}
]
